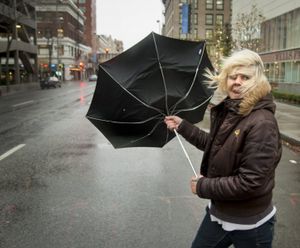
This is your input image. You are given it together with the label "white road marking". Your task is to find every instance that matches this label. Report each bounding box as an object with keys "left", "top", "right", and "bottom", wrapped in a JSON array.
[
  {"left": 289, "top": 160, "right": 298, "bottom": 164},
  {"left": 12, "top": 100, "right": 34, "bottom": 108},
  {"left": 0, "top": 144, "right": 26, "bottom": 161}
]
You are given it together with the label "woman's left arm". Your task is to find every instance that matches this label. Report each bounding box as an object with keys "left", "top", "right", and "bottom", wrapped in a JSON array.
[{"left": 196, "top": 118, "right": 282, "bottom": 200}]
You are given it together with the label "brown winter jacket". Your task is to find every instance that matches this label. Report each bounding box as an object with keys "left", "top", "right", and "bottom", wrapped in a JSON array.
[{"left": 178, "top": 94, "right": 282, "bottom": 224}]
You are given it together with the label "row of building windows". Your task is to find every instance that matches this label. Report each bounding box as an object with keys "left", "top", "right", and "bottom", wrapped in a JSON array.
[
  {"left": 261, "top": 8, "right": 300, "bottom": 52},
  {"left": 205, "top": 0, "right": 224, "bottom": 10},
  {"left": 205, "top": 14, "right": 224, "bottom": 25},
  {"left": 178, "top": 28, "right": 215, "bottom": 40},
  {"left": 261, "top": 8, "right": 300, "bottom": 85},
  {"left": 180, "top": 0, "right": 224, "bottom": 10},
  {"left": 178, "top": 27, "right": 221, "bottom": 40},
  {"left": 180, "top": 13, "right": 224, "bottom": 26},
  {"left": 265, "top": 61, "right": 300, "bottom": 83},
  {"left": 38, "top": 44, "right": 84, "bottom": 58}
]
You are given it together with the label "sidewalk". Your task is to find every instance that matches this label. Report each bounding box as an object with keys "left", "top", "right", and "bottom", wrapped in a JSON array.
[
  {"left": 0, "top": 82, "right": 40, "bottom": 96},
  {"left": 274, "top": 101, "right": 300, "bottom": 147},
  {"left": 208, "top": 92, "right": 300, "bottom": 147}
]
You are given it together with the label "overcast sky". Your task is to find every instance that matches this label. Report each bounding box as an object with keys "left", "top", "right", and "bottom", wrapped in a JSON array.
[{"left": 97, "top": 0, "right": 164, "bottom": 50}]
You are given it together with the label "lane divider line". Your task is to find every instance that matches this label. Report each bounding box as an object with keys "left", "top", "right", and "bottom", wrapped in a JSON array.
[
  {"left": 0, "top": 144, "right": 26, "bottom": 161},
  {"left": 12, "top": 100, "right": 34, "bottom": 108}
]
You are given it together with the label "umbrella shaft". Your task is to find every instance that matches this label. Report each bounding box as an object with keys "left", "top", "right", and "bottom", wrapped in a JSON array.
[{"left": 174, "top": 130, "right": 198, "bottom": 177}]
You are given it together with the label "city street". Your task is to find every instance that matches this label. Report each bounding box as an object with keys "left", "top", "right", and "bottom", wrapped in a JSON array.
[{"left": 0, "top": 81, "right": 299, "bottom": 248}]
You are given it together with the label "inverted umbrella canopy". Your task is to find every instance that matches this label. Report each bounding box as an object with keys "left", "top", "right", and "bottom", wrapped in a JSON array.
[{"left": 86, "top": 32, "right": 214, "bottom": 148}]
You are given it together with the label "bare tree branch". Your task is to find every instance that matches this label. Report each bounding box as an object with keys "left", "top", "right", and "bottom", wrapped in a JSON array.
[{"left": 233, "top": 4, "right": 265, "bottom": 52}]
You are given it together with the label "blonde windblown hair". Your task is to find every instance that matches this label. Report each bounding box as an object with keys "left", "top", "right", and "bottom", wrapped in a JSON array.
[{"left": 205, "top": 49, "right": 271, "bottom": 115}]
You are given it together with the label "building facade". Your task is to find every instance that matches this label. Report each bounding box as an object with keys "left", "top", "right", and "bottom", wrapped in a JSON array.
[
  {"left": 260, "top": 7, "right": 300, "bottom": 87},
  {"left": 72, "top": 0, "right": 96, "bottom": 51},
  {"left": 0, "top": 0, "right": 38, "bottom": 85},
  {"left": 232, "top": 0, "right": 300, "bottom": 89},
  {"left": 162, "top": 0, "right": 232, "bottom": 66},
  {"left": 36, "top": 0, "right": 91, "bottom": 80},
  {"left": 97, "top": 35, "right": 124, "bottom": 63},
  {"left": 72, "top": 0, "right": 97, "bottom": 74}
]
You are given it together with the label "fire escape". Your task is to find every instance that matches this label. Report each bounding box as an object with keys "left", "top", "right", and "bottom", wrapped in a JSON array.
[{"left": 0, "top": 0, "right": 37, "bottom": 84}]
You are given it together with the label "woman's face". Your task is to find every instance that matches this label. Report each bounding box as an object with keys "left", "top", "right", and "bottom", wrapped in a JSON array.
[{"left": 226, "top": 70, "right": 250, "bottom": 99}]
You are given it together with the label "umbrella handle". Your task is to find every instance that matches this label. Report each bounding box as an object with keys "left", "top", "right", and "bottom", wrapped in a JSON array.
[{"left": 174, "top": 130, "right": 198, "bottom": 178}]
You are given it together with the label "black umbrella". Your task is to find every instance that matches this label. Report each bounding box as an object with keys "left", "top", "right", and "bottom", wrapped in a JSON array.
[{"left": 86, "top": 32, "right": 214, "bottom": 150}]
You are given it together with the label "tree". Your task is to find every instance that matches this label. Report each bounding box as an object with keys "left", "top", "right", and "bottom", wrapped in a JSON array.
[
  {"left": 222, "top": 23, "right": 233, "bottom": 57},
  {"left": 233, "top": 4, "right": 265, "bottom": 52},
  {"left": 211, "top": 22, "right": 233, "bottom": 70}
]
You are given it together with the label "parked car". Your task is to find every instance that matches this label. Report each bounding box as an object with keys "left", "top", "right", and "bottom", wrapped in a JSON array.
[
  {"left": 88, "top": 74, "right": 98, "bottom": 82},
  {"left": 40, "top": 76, "right": 62, "bottom": 89}
]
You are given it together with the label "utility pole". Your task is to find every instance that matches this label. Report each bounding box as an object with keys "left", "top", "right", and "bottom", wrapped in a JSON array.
[
  {"left": 56, "top": 0, "right": 59, "bottom": 78},
  {"left": 13, "top": 0, "right": 20, "bottom": 84}
]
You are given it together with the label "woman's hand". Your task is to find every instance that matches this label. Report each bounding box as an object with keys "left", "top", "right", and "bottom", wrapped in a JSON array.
[
  {"left": 190, "top": 175, "right": 203, "bottom": 195},
  {"left": 164, "top": 116, "right": 183, "bottom": 131}
]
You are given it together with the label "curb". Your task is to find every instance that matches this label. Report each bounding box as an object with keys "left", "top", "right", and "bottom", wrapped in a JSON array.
[{"left": 280, "top": 133, "right": 300, "bottom": 148}]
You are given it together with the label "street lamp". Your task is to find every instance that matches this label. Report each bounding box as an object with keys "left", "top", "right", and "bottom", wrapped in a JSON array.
[
  {"left": 45, "top": 31, "right": 53, "bottom": 76},
  {"left": 93, "top": 33, "right": 100, "bottom": 73},
  {"left": 156, "top": 20, "right": 161, "bottom": 34}
]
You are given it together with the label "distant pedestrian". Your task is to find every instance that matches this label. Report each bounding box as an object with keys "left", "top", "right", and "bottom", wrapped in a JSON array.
[{"left": 165, "top": 49, "right": 282, "bottom": 248}]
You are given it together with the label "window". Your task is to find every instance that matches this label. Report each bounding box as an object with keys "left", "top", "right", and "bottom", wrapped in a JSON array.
[
  {"left": 216, "top": 14, "right": 224, "bottom": 25},
  {"left": 44, "top": 12, "right": 52, "bottom": 21},
  {"left": 205, "top": 14, "right": 213, "bottom": 25},
  {"left": 37, "top": 30, "right": 43, "bottom": 38},
  {"left": 216, "top": 0, "right": 224, "bottom": 10},
  {"left": 193, "top": 28, "right": 198, "bottom": 39},
  {"left": 180, "top": 32, "right": 187, "bottom": 39},
  {"left": 193, "top": 0, "right": 198, "bottom": 9},
  {"left": 194, "top": 13, "right": 198, "bottom": 25},
  {"left": 205, "top": 29, "right": 213, "bottom": 40},
  {"left": 58, "top": 45, "right": 64, "bottom": 56},
  {"left": 206, "top": 0, "right": 213, "bottom": 10},
  {"left": 45, "top": 28, "right": 52, "bottom": 38}
]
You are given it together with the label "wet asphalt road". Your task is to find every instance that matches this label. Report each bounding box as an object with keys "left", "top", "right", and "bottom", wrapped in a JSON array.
[{"left": 0, "top": 81, "right": 299, "bottom": 248}]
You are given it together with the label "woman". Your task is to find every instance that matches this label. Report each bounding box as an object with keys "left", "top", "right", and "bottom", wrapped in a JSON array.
[{"left": 165, "top": 49, "right": 282, "bottom": 248}]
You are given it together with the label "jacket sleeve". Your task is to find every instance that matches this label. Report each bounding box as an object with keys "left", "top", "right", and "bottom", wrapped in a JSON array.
[
  {"left": 177, "top": 119, "right": 209, "bottom": 151},
  {"left": 196, "top": 117, "right": 282, "bottom": 201}
]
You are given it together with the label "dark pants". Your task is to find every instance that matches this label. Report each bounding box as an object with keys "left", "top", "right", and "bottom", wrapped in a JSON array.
[{"left": 191, "top": 210, "right": 276, "bottom": 248}]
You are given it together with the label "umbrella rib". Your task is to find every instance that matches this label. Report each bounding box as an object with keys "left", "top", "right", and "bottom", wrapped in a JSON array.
[
  {"left": 172, "top": 95, "right": 213, "bottom": 115},
  {"left": 99, "top": 65, "right": 164, "bottom": 115},
  {"left": 117, "top": 117, "right": 165, "bottom": 148},
  {"left": 170, "top": 42, "right": 207, "bottom": 113},
  {"left": 152, "top": 32, "right": 170, "bottom": 115},
  {"left": 87, "top": 113, "right": 162, "bottom": 125}
]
